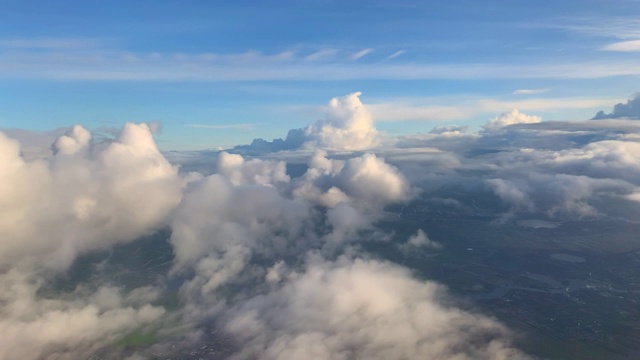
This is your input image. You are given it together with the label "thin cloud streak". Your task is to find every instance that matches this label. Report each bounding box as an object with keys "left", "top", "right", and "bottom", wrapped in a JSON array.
[
  {"left": 3, "top": 53, "right": 640, "bottom": 81},
  {"left": 187, "top": 123, "right": 258, "bottom": 130},
  {"left": 544, "top": 17, "right": 640, "bottom": 40},
  {"left": 513, "top": 88, "right": 549, "bottom": 95},
  {"left": 602, "top": 39, "right": 640, "bottom": 52},
  {"left": 387, "top": 50, "right": 406, "bottom": 59},
  {"left": 0, "top": 37, "right": 102, "bottom": 50},
  {"left": 350, "top": 48, "right": 374, "bottom": 60},
  {"left": 305, "top": 49, "right": 338, "bottom": 61},
  {"left": 367, "top": 96, "right": 617, "bottom": 122}
]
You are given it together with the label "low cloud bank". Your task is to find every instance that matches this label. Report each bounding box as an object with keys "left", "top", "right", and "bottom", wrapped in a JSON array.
[
  {"left": 1, "top": 110, "right": 529, "bottom": 360},
  {"left": 593, "top": 94, "right": 640, "bottom": 119},
  {"left": 12, "top": 92, "right": 640, "bottom": 358},
  {"left": 225, "top": 258, "right": 524, "bottom": 360}
]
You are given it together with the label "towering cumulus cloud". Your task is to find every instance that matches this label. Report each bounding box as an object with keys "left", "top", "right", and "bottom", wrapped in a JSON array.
[
  {"left": 303, "top": 92, "right": 378, "bottom": 150},
  {"left": 483, "top": 109, "right": 541, "bottom": 131},
  {"left": 592, "top": 94, "right": 640, "bottom": 119},
  {"left": 0, "top": 123, "right": 182, "bottom": 359},
  {"left": 0, "top": 123, "right": 182, "bottom": 273},
  {"left": 0, "top": 94, "right": 535, "bottom": 359},
  {"left": 234, "top": 92, "right": 379, "bottom": 153}
]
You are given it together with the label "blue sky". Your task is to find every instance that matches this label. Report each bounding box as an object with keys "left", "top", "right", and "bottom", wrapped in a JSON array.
[{"left": 1, "top": 0, "right": 640, "bottom": 149}]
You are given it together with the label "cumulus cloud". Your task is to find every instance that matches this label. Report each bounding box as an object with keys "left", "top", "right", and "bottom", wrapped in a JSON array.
[
  {"left": 486, "top": 178, "right": 535, "bottom": 212},
  {"left": 235, "top": 92, "right": 378, "bottom": 154},
  {"left": 0, "top": 123, "right": 183, "bottom": 359},
  {"left": 399, "top": 229, "right": 442, "bottom": 254},
  {"left": 484, "top": 109, "right": 541, "bottom": 130},
  {"left": 0, "top": 271, "right": 165, "bottom": 360},
  {"left": 307, "top": 92, "right": 378, "bottom": 150},
  {"left": 292, "top": 150, "right": 409, "bottom": 210},
  {"left": 389, "top": 108, "right": 640, "bottom": 222},
  {"left": 223, "top": 258, "right": 527, "bottom": 360},
  {"left": 592, "top": 94, "right": 640, "bottom": 119},
  {"left": 216, "top": 151, "right": 290, "bottom": 187},
  {"left": 52, "top": 124, "right": 91, "bottom": 155},
  {"left": 169, "top": 148, "right": 410, "bottom": 301},
  {"left": 0, "top": 126, "right": 71, "bottom": 160},
  {"left": 0, "top": 122, "right": 182, "bottom": 273},
  {"left": 169, "top": 173, "right": 309, "bottom": 269}
]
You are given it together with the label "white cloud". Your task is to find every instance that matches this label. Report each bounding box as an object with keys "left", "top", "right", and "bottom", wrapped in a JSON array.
[
  {"left": 305, "top": 49, "right": 338, "bottom": 61},
  {"left": 0, "top": 127, "right": 71, "bottom": 160},
  {"left": 486, "top": 178, "right": 535, "bottom": 211},
  {"left": 350, "top": 48, "right": 374, "bottom": 60},
  {"left": 513, "top": 88, "right": 549, "bottom": 95},
  {"left": 186, "top": 123, "right": 258, "bottom": 130},
  {"left": 387, "top": 50, "right": 406, "bottom": 59},
  {"left": 399, "top": 229, "right": 442, "bottom": 253},
  {"left": 292, "top": 150, "right": 410, "bottom": 211},
  {"left": 236, "top": 92, "right": 380, "bottom": 153},
  {"left": 0, "top": 37, "right": 101, "bottom": 50},
  {"left": 0, "top": 123, "right": 182, "bottom": 273},
  {"left": 364, "top": 96, "right": 614, "bottom": 123},
  {"left": 0, "top": 123, "right": 183, "bottom": 359},
  {"left": 484, "top": 109, "right": 541, "bottom": 130},
  {"left": 216, "top": 151, "right": 290, "bottom": 187},
  {"left": 602, "top": 39, "right": 640, "bottom": 52},
  {"left": 169, "top": 173, "right": 308, "bottom": 269},
  {"left": 548, "top": 17, "right": 640, "bottom": 40},
  {"left": 303, "top": 92, "right": 379, "bottom": 151},
  {"left": 477, "top": 97, "right": 614, "bottom": 112},
  {"left": 0, "top": 271, "right": 165, "bottom": 360},
  {"left": 52, "top": 125, "right": 92, "bottom": 155},
  {"left": 367, "top": 102, "right": 474, "bottom": 122},
  {"left": 3, "top": 43, "right": 640, "bottom": 81},
  {"left": 224, "top": 258, "right": 529, "bottom": 360}
]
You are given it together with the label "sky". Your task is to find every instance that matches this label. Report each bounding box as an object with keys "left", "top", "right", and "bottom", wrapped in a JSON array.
[{"left": 1, "top": 0, "right": 640, "bottom": 149}]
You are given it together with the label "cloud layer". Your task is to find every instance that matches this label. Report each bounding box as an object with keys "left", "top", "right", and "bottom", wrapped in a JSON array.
[
  {"left": 9, "top": 92, "right": 640, "bottom": 358},
  {"left": 592, "top": 94, "right": 640, "bottom": 119},
  {"left": 225, "top": 258, "right": 526, "bottom": 360}
]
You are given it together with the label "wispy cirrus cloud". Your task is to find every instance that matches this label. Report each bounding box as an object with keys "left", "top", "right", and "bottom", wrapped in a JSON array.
[
  {"left": 186, "top": 123, "right": 258, "bottom": 130},
  {"left": 386, "top": 50, "right": 406, "bottom": 59},
  {"left": 350, "top": 48, "right": 374, "bottom": 60},
  {"left": 0, "top": 37, "right": 103, "bottom": 50},
  {"left": 366, "top": 96, "right": 618, "bottom": 122},
  {"left": 546, "top": 17, "right": 640, "bottom": 39},
  {"left": 2, "top": 39, "right": 640, "bottom": 81},
  {"left": 304, "top": 48, "right": 338, "bottom": 61},
  {"left": 513, "top": 88, "right": 549, "bottom": 95}
]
